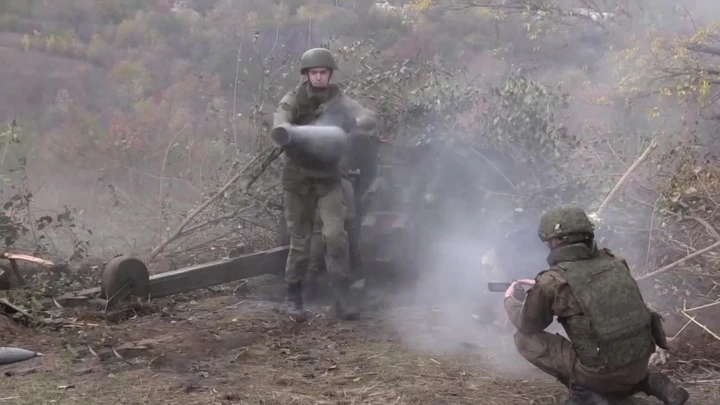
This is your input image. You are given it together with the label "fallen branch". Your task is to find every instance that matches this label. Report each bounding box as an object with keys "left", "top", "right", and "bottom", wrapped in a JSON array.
[
  {"left": 637, "top": 239, "right": 720, "bottom": 281},
  {"left": 681, "top": 311, "right": 720, "bottom": 341},
  {"left": 640, "top": 215, "right": 720, "bottom": 280},
  {"left": 590, "top": 138, "right": 658, "bottom": 220},
  {"left": 689, "top": 216, "right": 720, "bottom": 241},
  {"left": 147, "top": 149, "right": 273, "bottom": 263},
  {"left": 0, "top": 298, "right": 35, "bottom": 325},
  {"left": 669, "top": 316, "right": 695, "bottom": 340},
  {"left": 684, "top": 300, "right": 720, "bottom": 313},
  {"left": 241, "top": 147, "right": 283, "bottom": 192},
  {"left": 175, "top": 208, "right": 252, "bottom": 240}
]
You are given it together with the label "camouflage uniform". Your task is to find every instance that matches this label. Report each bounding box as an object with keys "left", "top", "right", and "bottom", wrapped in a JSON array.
[
  {"left": 307, "top": 177, "right": 356, "bottom": 284},
  {"left": 504, "top": 207, "right": 689, "bottom": 405},
  {"left": 272, "top": 48, "right": 377, "bottom": 320}
]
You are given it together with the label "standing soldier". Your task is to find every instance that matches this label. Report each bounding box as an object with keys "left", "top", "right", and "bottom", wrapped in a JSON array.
[
  {"left": 504, "top": 206, "right": 689, "bottom": 405},
  {"left": 272, "top": 48, "right": 378, "bottom": 321}
]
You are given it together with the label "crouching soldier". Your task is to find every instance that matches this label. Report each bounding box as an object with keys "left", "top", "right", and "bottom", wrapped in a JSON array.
[{"left": 504, "top": 206, "right": 689, "bottom": 405}]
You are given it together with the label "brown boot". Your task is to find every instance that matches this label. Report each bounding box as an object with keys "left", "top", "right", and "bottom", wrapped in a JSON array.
[{"left": 637, "top": 372, "right": 689, "bottom": 405}]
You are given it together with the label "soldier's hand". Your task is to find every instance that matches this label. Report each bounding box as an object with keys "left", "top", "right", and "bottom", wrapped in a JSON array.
[
  {"left": 504, "top": 281, "right": 519, "bottom": 299},
  {"left": 504, "top": 280, "right": 533, "bottom": 300}
]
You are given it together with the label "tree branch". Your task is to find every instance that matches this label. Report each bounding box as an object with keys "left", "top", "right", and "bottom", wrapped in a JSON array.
[
  {"left": 681, "top": 310, "right": 720, "bottom": 341},
  {"left": 590, "top": 138, "right": 657, "bottom": 220},
  {"left": 147, "top": 149, "right": 270, "bottom": 263},
  {"left": 685, "top": 43, "right": 720, "bottom": 58},
  {"left": 636, "top": 239, "right": 720, "bottom": 281}
]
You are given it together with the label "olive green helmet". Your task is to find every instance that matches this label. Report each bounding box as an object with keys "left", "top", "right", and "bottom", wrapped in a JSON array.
[
  {"left": 538, "top": 206, "right": 595, "bottom": 242},
  {"left": 300, "top": 48, "right": 338, "bottom": 74}
]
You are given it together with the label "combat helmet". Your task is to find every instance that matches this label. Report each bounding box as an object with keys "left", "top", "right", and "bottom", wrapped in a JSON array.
[
  {"left": 538, "top": 206, "right": 595, "bottom": 242},
  {"left": 300, "top": 48, "right": 338, "bottom": 74}
]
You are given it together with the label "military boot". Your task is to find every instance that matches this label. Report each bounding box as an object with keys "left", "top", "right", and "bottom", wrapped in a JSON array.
[
  {"left": 303, "top": 274, "right": 318, "bottom": 302},
  {"left": 304, "top": 274, "right": 328, "bottom": 304},
  {"left": 329, "top": 276, "right": 360, "bottom": 320},
  {"left": 559, "top": 384, "right": 610, "bottom": 405},
  {"left": 635, "top": 372, "right": 689, "bottom": 405},
  {"left": 284, "top": 281, "right": 308, "bottom": 322}
]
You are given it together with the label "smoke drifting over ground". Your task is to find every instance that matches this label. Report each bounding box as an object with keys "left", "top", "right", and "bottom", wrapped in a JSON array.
[{"left": 375, "top": 199, "right": 553, "bottom": 375}]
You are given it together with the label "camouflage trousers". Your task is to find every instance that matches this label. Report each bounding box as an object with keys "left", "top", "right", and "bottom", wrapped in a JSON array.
[
  {"left": 514, "top": 331, "right": 651, "bottom": 394},
  {"left": 308, "top": 178, "right": 356, "bottom": 279},
  {"left": 283, "top": 179, "right": 349, "bottom": 284}
]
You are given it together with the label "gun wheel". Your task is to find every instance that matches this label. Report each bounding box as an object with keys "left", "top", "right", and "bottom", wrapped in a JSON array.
[{"left": 101, "top": 256, "right": 149, "bottom": 309}]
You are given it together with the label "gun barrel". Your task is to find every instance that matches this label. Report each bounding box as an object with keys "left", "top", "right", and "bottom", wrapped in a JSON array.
[{"left": 487, "top": 282, "right": 512, "bottom": 292}]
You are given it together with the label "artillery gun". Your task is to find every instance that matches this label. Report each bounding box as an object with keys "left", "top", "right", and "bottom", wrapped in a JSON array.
[{"left": 55, "top": 136, "right": 528, "bottom": 309}]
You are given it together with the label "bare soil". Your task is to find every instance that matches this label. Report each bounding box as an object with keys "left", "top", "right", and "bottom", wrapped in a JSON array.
[{"left": 0, "top": 280, "right": 718, "bottom": 405}]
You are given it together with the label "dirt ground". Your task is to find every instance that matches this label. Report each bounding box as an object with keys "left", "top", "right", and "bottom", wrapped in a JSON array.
[{"left": 0, "top": 278, "right": 718, "bottom": 405}]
